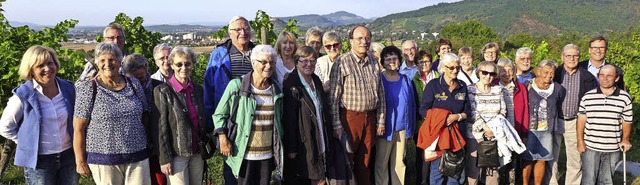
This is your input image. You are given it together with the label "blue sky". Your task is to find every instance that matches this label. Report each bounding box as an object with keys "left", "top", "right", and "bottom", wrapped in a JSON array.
[{"left": 3, "top": 0, "right": 459, "bottom": 26}]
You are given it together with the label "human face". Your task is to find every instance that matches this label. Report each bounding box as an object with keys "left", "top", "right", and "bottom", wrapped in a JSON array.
[
  {"left": 383, "top": 53, "right": 400, "bottom": 71},
  {"left": 483, "top": 48, "right": 498, "bottom": 62},
  {"left": 477, "top": 65, "right": 497, "bottom": 85},
  {"left": 438, "top": 45, "right": 452, "bottom": 58},
  {"left": 297, "top": 56, "right": 317, "bottom": 77},
  {"left": 417, "top": 56, "right": 432, "bottom": 73},
  {"left": 498, "top": 65, "right": 514, "bottom": 84},
  {"left": 443, "top": 61, "right": 460, "bottom": 80},
  {"left": 562, "top": 48, "right": 580, "bottom": 70},
  {"left": 589, "top": 40, "right": 607, "bottom": 62},
  {"left": 280, "top": 38, "right": 296, "bottom": 57},
  {"left": 516, "top": 52, "right": 532, "bottom": 72},
  {"left": 535, "top": 66, "right": 555, "bottom": 85},
  {"left": 96, "top": 53, "right": 120, "bottom": 78},
  {"left": 252, "top": 54, "right": 275, "bottom": 79},
  {"left": 306, "top": 36, "right": 322, "bottom": 53},
  {"left": 154, "top": 49, "right": 171, "bottom": 73},
  {"left": 31, "top": 57, "right": 58, "bottom": 86},
  {"left": 459, "top": 54, "right": 473, "bottom": 71},
  {"left": 229, "top": 19, "right": 251, "bottom": 48},
  {"left": 402, "top": 42, "right": 417, "bottom": 62},
  {"left": 103, "top": 28, "right": 125, "bottom": 51},
  {"left": 170, "top": 56, "right": 193, "bottom": 83},
  {"left": 597, "top": 66, "right": 618, "bottom": 89},
  {"left": 324, "top": 40, "right": 341, "bottom": 59},
  {"left": 127, "top": 67, "right": 148, "bottom": 84},
  {"left": 349, "top": 26, "right": 371, "bottom": 56}
]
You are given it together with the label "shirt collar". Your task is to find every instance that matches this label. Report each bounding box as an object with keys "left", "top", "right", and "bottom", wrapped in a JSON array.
[
  {"left": 32, "top": 79, "right": 60, "bottom": 95},
  {"left": 437, "top": 76, "right": 463, "bottom": 90},
  {"left": 168, "top": 75, "right": 193, "bottom": 93},
  {"left": 588, "top": 60, "right": 606, "bottom": 69},
  {"left": 595, "top": 86, "right": 620, "bottom": 96}
]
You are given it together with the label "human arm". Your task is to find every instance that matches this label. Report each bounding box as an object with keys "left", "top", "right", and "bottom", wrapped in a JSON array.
[
  {"left": 620, "top": 97, "right": 633, "bottom": 152},
  {"left": 329, "top": 59, "right": 344, "bottom": 137},
  {"left": 0, "top": 95, "right": 23, "bottom": 142},
  {"left": 282, "top": 79, "right": 301, "bottom": 158},
  {"left": 376, "top": 73, "right": 386, "bottom": 136},
  {"left": 212, "top": 79, "right": 241, "bottom": 156},
  {"left": 576, "top": 114, "right": 587, "bottom": 153},
  {"left": 73, "top": 118, "right": 91, "bottom": 176},
  {"left": 153, "top": 87, "right": 174, "bottom": 168}
]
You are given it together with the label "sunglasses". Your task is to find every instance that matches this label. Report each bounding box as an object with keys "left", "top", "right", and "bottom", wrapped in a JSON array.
[
  {"left": 324, "top": 43, "right": 340, "bottom": 50},
  {"left": 480, "top": 70, "right": 497, "bottom": 77},
  {"left": 173, "top": 62, "right": 192, "bottom": 68},
  {"left": 444, "top": 65, "right": 460, "bottom": 70}
]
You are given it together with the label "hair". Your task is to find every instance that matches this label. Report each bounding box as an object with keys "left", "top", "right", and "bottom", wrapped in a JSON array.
[
  {"left": 480, "top": 42, "right": 500, "bottom": 61},
  {"left": 496, "top": 58, "right": 516, "bottom": 79},
  {"left": 401, "top": 40, "right": 417, "bottom": 49},
  {"left": 476, "top": 60, "right": 499, "bottom": 77},
  {"left": 416, "top": 50, "right": 433, "bottom": 63},
  {"left": 275, "top": 31, "right": 298, "bottom": 57},
  {"left": 370, "top": 42, "right": 384, "bottom": 54},
  {"left": 322, "top": 31, "right": 341, "bottom": 45},
  {"left": 379, "top": 46, "right": 402, "bottom": 66},
  {"left": 153, "top": 43, "right": 172, "bottom": 59},
  {"left": 562, "top": 44, "right": 580, "bottom": 55},
  {"left": 348, "top": 25, "right": 371, "bottom": 39},
  {"left": 458, "top": 46, "right": 473, "bottom": 57},
  {"left": 95, "top": 42, "right": 123, "bottom": 62},
  {"left": 294, "top": 46, "right": 319, "bottom": 64},
  {"left": 305, "top": 27, "right": 323, "bottom": 42},
  {"left": 122, "top": 54, "right": 148, "bottom": 73},
  {"left": 168, "top": 46, "right": 196, "bottom": 65},
  {"left": 515, "top": 47, "right": 532, "bottom": 58},
  {"left": 537, "top": 59, "right": 558, "bottom": 70},
  {"left": 589, "top": 35, "right": 608, "bottom": 48},
  {"left": 434, "top": 38, "right": 452, "bottom": 54},
  {"left": 228, "top": 16, "right": 250, "bottom": 30},
  {"left": 18, "top": 45, "right": 60, "bottom": 81},
  {"left": 250, "top": 44, "right": 278, "bottom": 62},
  {"left": 438, "top": 53, "right": 460, "bottom": 74},
  {"left": 103, "top": 23, "right": 125, "bottom": 38}
]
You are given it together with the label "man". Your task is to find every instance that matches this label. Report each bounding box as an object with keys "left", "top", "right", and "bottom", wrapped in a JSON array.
[
  {"left": 150, "top": 43, "right": 172, "bottom": 82},
  {"left": 329, "top": 25, "right": 385, "bottom": 185},
  {"left": 577, "top": 64, "right": 633, "bottom": 184},
  {"left": 400, "top": 40, "right": 418, "bottom": 79},
  {"left": 515, "top": 47, "right": 534, "bottom": 83},
  {"left": 305, "top": 27, "right": 323, "bottom": 55},
  {"left": 204, "top": 16, "right": 255, "bottom": 185},
  {"left": 78, "top": 23, "right": 127, "bottom": 81},
  {"left": 549, "top": 44, "right": 597, "bottom": 185},
  {"left": 579, "top": 36, "right": 625, "bottom": 89}
]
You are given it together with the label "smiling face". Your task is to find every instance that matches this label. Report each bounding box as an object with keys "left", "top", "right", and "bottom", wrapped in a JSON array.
[
  {"left": 252, "top": 54, "right": 276, "bottom": 79},
  {"left": 477, "top": 64, "right": 497, "bottom": 86},
  {"left": 598, "top": 65, "right": 619, "bottom": 89},
  {"left": 103, "top": 28, "right": 125, "bottom": 51},
  {"left": 483, "top": 48, "right": 498, "bottom": 62},
  {"left": 535, "top": 66, "right": 555, "bottom": 85},
  {"left": 562, "top": 48, "right": 580, "bottom": 71},
  {"left": 350, "top": 26, "right": 371, "bottom": 56},
  {"left": 96, "top": 53, "right": 121, "bottom": 78},
  {"left": 280, "top": 38, "right": 296, "bottom": 57},
  {"left": 443, "top": 60, "right": 460, "bottom": 80},
  {"left": 417, "top": 56, "right": 432, "bottom": 73},
  {"left": 31, "top": 57, "right": 58, "bottom": 86},
  {"left": 498, "top": 65, "right": 515, "bottom": 84},
  {"left": 297, "top": 56, "right": 317, "bottom": 77},
  {"left": 170, "top": 55, "right": 193, "bottom": 82},
  {"left": 402, "top": 41, "right": 417, "bottom": 63},
  {"left": 306, "top": 36, "right": 322, "bottom": 53},
  {"left": 589, "top": 40, "right": 607, "bottom": 62},
  {"left": 438, "top": 45, "right": 452, "bottom": 58},
  {"left": 383, "top": 53, "right": 400, "bottom": 71},
  {"left": 459, "top": 54, "right": 473, "bottom": 71},
  {"left": 516, "top": 52, "right": 532, "bottom": 72},
  {"left": 229, "top": 19, "right": 251, "bottom": 48},
  {"left": 154, "top": 49, "right": 171, "bottom": 74},
  {"left": 324, "top": 39, "right": 341, "bottom": 59}
]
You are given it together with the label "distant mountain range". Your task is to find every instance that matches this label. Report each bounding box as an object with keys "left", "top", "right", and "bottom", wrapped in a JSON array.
[{"left": 278, "top": 11, "right": 374, "bottom": 27}]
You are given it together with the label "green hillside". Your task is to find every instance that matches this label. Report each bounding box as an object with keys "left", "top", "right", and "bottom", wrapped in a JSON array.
[{"left": 370, "top": 0, "right": 640, "bottom": 36}]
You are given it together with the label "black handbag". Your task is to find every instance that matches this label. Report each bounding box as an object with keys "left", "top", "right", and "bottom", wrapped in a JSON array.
[
  {"left": 199, "top": 132, "right": 216, "bottom": 160},
  {"left": 477, "top": 138, "right": 500, "bottom": 168},
  {"left": 438, "top": 126, "right": 466, "bottom": 179}
]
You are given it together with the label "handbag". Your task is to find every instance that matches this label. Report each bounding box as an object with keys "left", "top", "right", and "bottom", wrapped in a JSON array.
[
  {"left": 476, "top": 138, "right": 499, "bottom": 168},
  {"left": 199, "top": 132, "right": 216, "bottom": 160},
  {"left": 438, "top": 126, "right": 466, "bottom": 179}
]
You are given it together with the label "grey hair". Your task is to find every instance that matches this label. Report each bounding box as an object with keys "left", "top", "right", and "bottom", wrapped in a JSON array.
[
  {"left": 122, "top": 54, "right": 148, "bottom": 73},
  {"left": 227, "top": 16, "right": 251, "bottom": 30},
  {"left": 153, "top": 43, "right": 171, "bottom": 59},
  {"left": 497, "top": 58, "right": 516, "bottom": 75},
  {"left": 251, "top": 44, "right": 278, "bottom": 63},
  {"left": 103, "top": 23, "right": 125, "bottom": 38},
  {"left": 168, "top": 46, "right": 196, "bottom": 64},
  {"left": 401, "top": 40, "right": 418, "bottom": 49},
  {"left": 322, "top": 31, "right": 341, "bottom": 44},
  {"left": 562, "top": 44, "right": 580, "bottom": 55},
  {"left": 515, "top": 47, "right": 532, "bottom": 58},
  {"left": 95, "top": 42, "right": 123, "bottom": 62},
  {"left": 537, "top": 59, "right": 558, "bottom": 69},
  {"left": 370, "top": 42, "right": 385, "bottom": 53},
  {"left": 438, "top": 53, "right": 460, "bottom": 74},
  {"left": 306, "top": 27, "right": 323, "bottom": 41}
]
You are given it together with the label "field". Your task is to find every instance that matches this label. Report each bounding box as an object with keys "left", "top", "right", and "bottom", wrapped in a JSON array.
[{"left": 61, "top": 43, "right": 215, "bottom": 54}]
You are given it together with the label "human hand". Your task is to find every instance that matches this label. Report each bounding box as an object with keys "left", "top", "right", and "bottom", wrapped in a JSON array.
[
  {"left": 620, "top": 140, "right": 632, "bottom": 153},
  {"left": 483, "top": 125, "right": 494, "bottom": 138},
  {"left": 377, "top": 125, "right": 385, "bottom": 136},
  {"left": 161, "top": 163, "right": 172, "bottom": 175},
  {"left": 288, "top": 152, "right": 297, "bottom": 159},
  {"left": 76, "top": 161, "right": 91, "bottom": 177},
  {"left": 577, "top": 140, "right": 586, "bottom": 153},
  {"left": 446, "top": 114, "right": 457, "bottom": 126},
  {"left": 219, "top": 135, "right": 232, "bottom": 156}
]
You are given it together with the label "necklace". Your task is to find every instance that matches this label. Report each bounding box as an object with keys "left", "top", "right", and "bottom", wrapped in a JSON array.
[{"left": 99, "top": 76, "right": 122, "bottom": 89}]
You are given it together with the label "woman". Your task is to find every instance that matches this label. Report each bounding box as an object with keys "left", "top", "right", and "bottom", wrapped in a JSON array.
[
  {"left": 457, "top": 47, "right": 478, "bottom": 86},
  {"left": 153, "top": 46, "right": 210, "bottom": 185},
  {"left": 430, "top": 38, "right": 452, "bottom": 72},
  {"left": 314, "top": 31, "right": 341, "bottom": 92},
  {"left": 73, "top": 42, "right": 150, "bottom": 184},
  {"left": 375, "top": 46, "right": 416, "bottom": 185},
  {"left": 465, "top": 61, "right": 506, "bottom": 185},
  {"left": 214, "top": 45, "right": 284, "bottom": 185},
  {"left": 282, "top": 46, "right": 330, "bottom": 185},
  {"left": 275, "top": 31, "right": 299, "bottom": 85},
  {"left": 416, "top": 53, "right": 470, "bottom": 185},
  {"left": 411, "top": 50, "right": 438, "bottom": 185},
  {"left": 0, "top": 45, "right": 77, "bottom": 185},
  {"left": 480, "top": 42, "right": 500, "bottom": 63},
  {"left": 521, "top": 60, "right": 565, "bottom": 185},
  {"left": 150, "top": 43, "right": 173, "bottom": 82}
]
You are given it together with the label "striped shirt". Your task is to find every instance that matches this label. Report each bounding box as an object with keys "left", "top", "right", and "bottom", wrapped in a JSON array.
[
  {"left": 579, "top": 87, "right": 633, "bottom": 152},
  {"left": 245, "top": 85, "right": 275, "bottom": 160},
  {"left": 560, "top": 69, "right": 580, "bottom": 118},
  {"left": 467, "top": 84, "right": 506, "bottom": 138},
  {"left": 329, "top": 51, "right": 386, "bottom": 129},
  {"left": 229, "top": 46, "right": 252, "bottom": 78}
]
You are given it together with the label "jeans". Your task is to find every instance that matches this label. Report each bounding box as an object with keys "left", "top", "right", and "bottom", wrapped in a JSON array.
[
  {"left": 581, "top": 148, "right": 621, "bottom": 185},
  {"left": 223, "top": 162, "right": 238, "bottom": 185},
  {"left": 430, "top": 158, "right": 460, "bottom": 185},
  {"left": 23, "top": 149, "right": 77, "bottom": 185}
]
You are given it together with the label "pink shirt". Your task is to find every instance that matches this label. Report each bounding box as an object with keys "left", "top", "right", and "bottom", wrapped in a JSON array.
[{"left": 168, "top": 76, "right": 200, "bottom": 153}]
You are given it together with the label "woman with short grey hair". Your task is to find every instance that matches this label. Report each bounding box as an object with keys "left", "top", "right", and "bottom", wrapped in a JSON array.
[{"left": 315, "top": 31, "right": 342, "bottom": 92}]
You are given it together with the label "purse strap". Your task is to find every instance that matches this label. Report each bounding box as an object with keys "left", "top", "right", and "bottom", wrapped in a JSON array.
[{"left": 448, "top": 125, "right": 463, "bottom": 149}]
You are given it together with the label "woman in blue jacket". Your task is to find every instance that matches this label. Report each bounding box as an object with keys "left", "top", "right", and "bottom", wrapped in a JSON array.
[{"left": 0, "top": 45, "right": 77, "bottom": 185}]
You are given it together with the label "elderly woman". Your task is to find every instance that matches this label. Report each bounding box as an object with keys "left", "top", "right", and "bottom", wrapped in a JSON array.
[
  {"left": 214, "top": 44, "right": 284, "bottom": 184},
  {"left": 305, "top": 27, "right": 323, "bottom": 54},
  {"left": 73, "top": 42, "right": 150, "bottom": 184},
  {"left": 152, "top": 46, "right": 210, "bottom": 185},
  {"left": 430, "top": 38, "right": 453, "bottom": 72},
  {"left": 282, "top": 46, "right": 330, "bottom": 185},
  {"left": 457, "top": 47, "right": 478, "bottom": 85},
  {"left": 370, "top": 42, "right": 384, "bottom": 61},
  {"left": 275, "top": 31, "right": 299, "bottom": 85},
  {"left": 314, "top": 31, "right": 341, "bottom": 92},
  {"left": 521, "top": 60, "right": 565, "bottom": 185},
  {"left": 416, "top": 53, "right": 470, "bottom": 185},
  {"left": 0, "top": 45, "right": 77, "bottom": 185},
  {"left": 480, "top": 42, "right": 500, "bottom": 63},
  {"left": 150, "top": 43, "right": 173, "bottom": 82},
  {"left": 411, "top": 49, "right": 438, "bottom": 185},
  {"left": 122, "top": 54, "right": 166, "bottom": 185},
  {"left": 375, "top": 46, "right": 416, "bottom": 185}
]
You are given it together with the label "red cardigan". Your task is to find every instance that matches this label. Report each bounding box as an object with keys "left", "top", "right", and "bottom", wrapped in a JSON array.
[
  {"left": 513, "top": 81, "right": 530, "bottom": 137},
  {"left": 416, "top": 108, "right": 466, "bottom": 162}
]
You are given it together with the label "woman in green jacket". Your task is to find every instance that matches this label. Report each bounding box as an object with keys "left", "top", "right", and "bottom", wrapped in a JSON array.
[{"left": 213, "top": 44, "right": 284, "bottom": 185}]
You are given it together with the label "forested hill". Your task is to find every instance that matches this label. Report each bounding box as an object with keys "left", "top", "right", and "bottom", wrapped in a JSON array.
[{"left": 369, "top": 0, "right": 640, "bottom": 36}]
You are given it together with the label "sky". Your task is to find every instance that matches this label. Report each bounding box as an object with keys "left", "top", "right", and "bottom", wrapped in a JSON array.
[{"left": 3, "top": 0, "right": 460, "bottom": 26}]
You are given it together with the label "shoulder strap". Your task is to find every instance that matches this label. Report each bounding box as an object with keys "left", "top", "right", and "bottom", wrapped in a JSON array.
[
  {"left": 125, "top": 77, "right": 137, "bottom": 96},
  {"left": 91, "top": 79, "right": 97, "bottom": 106},
  {"left": 460, "top": 70, "right": 473, "bottom": 84},
  {"left": 221, "top": 64, "right": 233, "bottom": 80},
  {"left": 229, "top": 79, "right": 242, "bottom": 123}
]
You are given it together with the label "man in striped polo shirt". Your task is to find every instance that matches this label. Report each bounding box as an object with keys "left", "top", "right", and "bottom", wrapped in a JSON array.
[{"left": 576, "top": 64, "right": 633, "bottom": 184}]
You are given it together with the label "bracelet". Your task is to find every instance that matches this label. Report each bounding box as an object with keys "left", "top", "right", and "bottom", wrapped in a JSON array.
[{"left": 457, "top": 113, "right": 463, "bottom": 122}]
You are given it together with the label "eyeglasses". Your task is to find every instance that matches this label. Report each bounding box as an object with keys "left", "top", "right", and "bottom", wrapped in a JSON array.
[
  {"left": 563, "top": 54, "right": 580, "bottom": 59},
  {"left": 417, "top": 60, "right": 431, "bottom": 65},
  {"left": 384, "top": 57, "right": 399, "bottom": 62},
  {"left": 480, "top": 70, "right": 497, "bottom": 77},
  {"left": 156, "top": 56, "right": 169, "bottom": 61},
  {"left": 172, "top": 62, "right": 192, "bottom": 68},
  {"left": 104, "top": 36, "right": 124, "bottom": 41},
  {"left": 229, "top": 27, "right": 250, "bottom": 33},
  {"left": 590, "top": 46, "right": 606, "bottom": 51},
  {"left": 444, "top": 65, "right": 460, "bottom": 71},
  {"left": 324, "top": 43, "right": 340, "bottom": 50},
  {"left": 353, "top": 36, "right": 371, "bottom": 42},
  {"left": 255, "top": 59, "right": 275, "bottom": 66},
  {"left": 298, "top": 59, "right": 317, "bottom": 65}
]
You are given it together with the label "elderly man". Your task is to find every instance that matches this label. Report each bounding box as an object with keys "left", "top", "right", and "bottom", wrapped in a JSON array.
[
  {"left": 329, "top": 25, "right": 385, "bottom": 185},
  {"left": 78, "top": 23, "right": 126, "bottom": 81},
  {"left": 579, "top": 36, "right": 625, "bottom": 89},
  {"left": 577, "top": 64, "right": 633, "bottom": 184},
  {"left": 400, "top": 40, "right": 419, "bottom": 79},
  {"left": 548, "top": 44, "right": 598, "bottom": 185},
  {"left": 150, "top": 43, "right": 172, "bottom": 82},
  {"left": 204, "top": 16, "right": 255, "bottom": 185},
  {"left": 515, "top": 47, "right": 534, "bottom": 83},
  {"left": 306, "top": 27, "right": 323, "bottom": 55}
]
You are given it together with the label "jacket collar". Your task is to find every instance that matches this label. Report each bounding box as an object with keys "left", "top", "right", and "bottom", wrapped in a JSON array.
[{"left": 239, "top": 70, "right": 282, "bottom": 97}]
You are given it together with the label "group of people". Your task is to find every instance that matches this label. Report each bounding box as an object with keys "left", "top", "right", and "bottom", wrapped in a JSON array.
[{"left": 0, "top": 15, "right": 633, "bottom": 185}]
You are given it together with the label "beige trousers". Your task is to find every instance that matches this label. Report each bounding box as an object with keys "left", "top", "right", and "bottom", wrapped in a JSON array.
[
  {"left": 88, "top": 158, "right": 151, "bottom": 185},
  {"left": 548, "top": 119, "right": 581, "bottom": 185},
  {"left": 375, "top": 130, "right": 406, "bottom": 185},
  {"left": 167, "top": 154, "right": 204, "bottom": 185}
]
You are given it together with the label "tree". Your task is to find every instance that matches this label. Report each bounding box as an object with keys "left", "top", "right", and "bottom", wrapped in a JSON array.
[
  {"left": 98, "top": 13, "right": 162, "bottom": 71},
  {"left": 439, "top": 20, "right": 502, "bottom": 57},
  {"left": 212, "top": 10, "right": 299, "bottom": 46}
]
